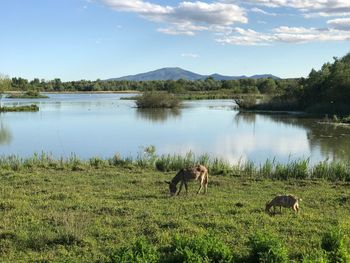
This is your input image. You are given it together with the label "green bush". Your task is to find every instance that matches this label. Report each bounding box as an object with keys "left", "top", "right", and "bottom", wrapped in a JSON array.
[
  {"left": 135, "top": 92, "right": 181, "bottom": 108},
  {"left": 302, "top": 250, "right": 329, "bottom": 263},
  {"left": 249, "top": 231, "right": 289, "bottom": 263},
  {"left": 321, "top": 228, "right": 350, "bottom": 263},
  {"left": 108, "top": 237, "right": 159, "bottom": 263},
  {"left": 234, "top": 96, "right": 257, "bottom": 109},
  {"left": 165, "top": 234, "right": 234, "bottom": 263}
]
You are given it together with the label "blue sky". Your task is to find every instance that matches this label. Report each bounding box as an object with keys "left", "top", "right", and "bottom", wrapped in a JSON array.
[{"left": 0, "top": 0, "right": 350, "bottom": 81}]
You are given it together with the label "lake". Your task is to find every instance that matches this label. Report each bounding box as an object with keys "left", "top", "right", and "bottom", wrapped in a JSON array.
[{"left": 1, "top": 93, "right": 350, "bottom": 164}]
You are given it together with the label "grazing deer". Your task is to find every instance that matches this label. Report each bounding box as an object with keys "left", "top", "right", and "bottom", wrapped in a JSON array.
[
  {"left": 165, "top": 165, "right": 208, "bottom": 196},
  {"left": 265, "top": 194, "right": 302, "bottom": 214}
]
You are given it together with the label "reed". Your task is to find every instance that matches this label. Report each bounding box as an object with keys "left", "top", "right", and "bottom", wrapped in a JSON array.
[{"left": 1, "top": 150, "right": 350, "bottom": 182}]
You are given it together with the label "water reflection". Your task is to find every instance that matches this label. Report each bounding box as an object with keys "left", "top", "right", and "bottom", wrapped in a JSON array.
[
  {"left": 251, "top": 113, "right": 350, "bottom": 162},
  {"left": 306, "top": 124, "right": 350, "bottom": 161},
  {"left": 136, "top": 108, "right": 181, "bottom": 123},
  {"left": 0, "top": 121, "right": 12, "bottom": 145},
  {"left": 234, "top": 112, "right": 256, "bottom": 125},
  {"left": 1, "top": 94, "right": 349, "bottom": 164}
]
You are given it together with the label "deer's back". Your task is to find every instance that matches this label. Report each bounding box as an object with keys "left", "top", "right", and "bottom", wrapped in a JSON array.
[
  {"left": 270, "top": 195, "right": 299, "bottom": 207},
  {"left": 183, "top": 165, "right": 208, "bottom": 181}
]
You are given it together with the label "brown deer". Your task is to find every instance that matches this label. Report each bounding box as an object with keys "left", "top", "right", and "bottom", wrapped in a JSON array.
[
  {"left": 265, "top": 194, "right": 302, "bottom": 214},
  {"left": 165, "top": 165, "right": 208, "bottom": 196}
]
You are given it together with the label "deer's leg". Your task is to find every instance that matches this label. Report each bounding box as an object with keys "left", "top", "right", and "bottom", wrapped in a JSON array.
[
  {"left": 197, "top": 180, "right": 203, "bottom": 194},
  {"left": 280, "top": 206, "right": 282, "bottom": 213},
  {"left": 184, "top": 180, "right": 188, "bottom": 195},
  {"left": 204, "top": 176, "right": 208, "bottom": 194},
  {"left": 177, "top": 181, "right": 183, "bottom": 195},
  {"left": 293, "top": 204, "right": 299, "bottom": 213}
]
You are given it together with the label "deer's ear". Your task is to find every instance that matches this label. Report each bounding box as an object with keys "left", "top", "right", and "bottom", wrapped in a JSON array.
[{"left": 164, "top": 181, "right": 171, "bottom": 184}]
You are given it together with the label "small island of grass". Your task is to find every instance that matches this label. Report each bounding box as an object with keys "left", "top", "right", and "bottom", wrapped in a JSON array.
[
  {"left": 7, "top": 90, "right": 49, "bottom": 99},
  {"left": 0, "top": 104, "right": 39, "bottom": 112},
  {"left": 135, "top": 92, "right": 181, "bottom": 108}
]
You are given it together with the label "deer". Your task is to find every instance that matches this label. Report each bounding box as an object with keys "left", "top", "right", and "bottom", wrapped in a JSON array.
[
  {"left": 265, "top": 194, "right": 302, "bottom": 214},
  {"left": 165, "top": 165, "right": 208, "bottom": 196}
]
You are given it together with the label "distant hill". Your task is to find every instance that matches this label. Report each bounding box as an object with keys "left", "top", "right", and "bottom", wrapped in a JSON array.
[{"left": 107, "top": 67, "right": 280, "bottom": 81}]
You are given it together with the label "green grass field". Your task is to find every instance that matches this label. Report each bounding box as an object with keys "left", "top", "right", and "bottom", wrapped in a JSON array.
[{"left": 1, "top": 165, "right": 350, "bottom": 262}]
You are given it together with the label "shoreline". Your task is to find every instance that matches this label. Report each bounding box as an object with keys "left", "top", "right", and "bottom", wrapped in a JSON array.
[
  {"left": 4, "top": 90, "right": 141, "bottom": 95},
  {"left": 0, "top": 152, "right": 349, "bottom": 182}
]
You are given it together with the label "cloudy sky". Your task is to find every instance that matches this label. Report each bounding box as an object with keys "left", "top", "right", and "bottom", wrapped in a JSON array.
[{"left": 0, "top": 0, "right": 350, "bottom": 80}]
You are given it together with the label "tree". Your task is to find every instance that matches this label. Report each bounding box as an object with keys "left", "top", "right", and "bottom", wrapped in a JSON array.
[
  {"left": 258, "top": 78, "right": 277, "bottom": 94},
  {"left": 0, "top": 74, "right": 11, "bottom": 107}
]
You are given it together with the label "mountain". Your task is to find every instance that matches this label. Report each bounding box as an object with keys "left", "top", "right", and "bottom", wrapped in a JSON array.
[
  {"left": 107, "top": 67, "right": 279, "bottom": 81},
  {"left": 109, "top": 67, "right": 203, "bottom": 81}
]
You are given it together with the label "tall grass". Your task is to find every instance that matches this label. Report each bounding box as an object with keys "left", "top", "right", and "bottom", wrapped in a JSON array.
[{"left": 1, "top": 149, "right": 350, "bottom": 182}]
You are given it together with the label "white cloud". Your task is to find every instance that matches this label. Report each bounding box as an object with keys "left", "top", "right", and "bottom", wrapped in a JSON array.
[
  {"left": 273, "top": 26, "right": 317, "bottom": 34},
  {"left": 327, "top": 17, "right": 350, "bottom": 30},
  {"left": 101, "top": 0, "right": 247, "bottom": 35},
  {"left": 101, "top": 0, "right": 350, "bottom": 45},
  {"left": 181, "top": 53, "right": 200, "bottom": 58},
  {"left": 102, "top": 0, "right": 172, "bottom": 15},
  {"left": 157, "top": 27, "right": 195, "bottom": 36},
  {"left": 216, "top": 26, "right": 350, "bottom": 45},
  {"left": 240, "top": 0, "right": 350, "bottom": 17},
  {"left": 175, "top": 2, "right": 247, "bottom": 25},
  {"left": 251, "top": 7, "right": 277, "bottom": 16}
]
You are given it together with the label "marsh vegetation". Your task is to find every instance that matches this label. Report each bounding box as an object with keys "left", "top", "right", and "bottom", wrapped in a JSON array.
[
  {"left": 0, "top": 104, "right": 39, "bottom": 112},
  {"left": 135, "top": 92, "right": 181, "bottom": 108},
  {"left": 7, "top": 90, "right": 49, "bottom": 99}
]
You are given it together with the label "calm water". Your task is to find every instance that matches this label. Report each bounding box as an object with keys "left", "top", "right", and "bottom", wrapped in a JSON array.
[{"left": 1, "top": 93, "right": 350, "bottom": 164}]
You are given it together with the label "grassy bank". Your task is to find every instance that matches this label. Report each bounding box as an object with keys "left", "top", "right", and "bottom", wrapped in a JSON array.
[
  {"left": 235, "top": 96, "right": 301, "bottom": 112},
  {"left": 0, "top": 157, "right": 350, "bottom": 262},
  {"left": 122, "top": 92, "right": 264, "bottom": 101},
  {"left": 7, "top": 91, "right": 49, "bottom": 99},
  {"left": 0, "top": 104, "right": 39, "bottom": 112}
]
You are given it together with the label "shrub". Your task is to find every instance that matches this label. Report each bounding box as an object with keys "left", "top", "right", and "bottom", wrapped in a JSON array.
[
  {"left": 164, "top": 234, "right": 234, "bottom": 263},
  {"left": 302, "top": 250, "right": 329, "bottom": 263},
  {"left": 249, "top": 231, "right": 289, "bottom": 263},
  {"left": 136, "top": 92, "right": 181, "bottom": 108},
  {"left": 234, "top": 96, "right": 257, "bottom": 109},
  {"left": 108, "top": 237, "right": 159, "bottom": 263},
  {"left": 321, "top": 228, "right": 350, "bottom": 263},
  {"left": 89, "top": 157, "right": 108, "bottom": 169}
]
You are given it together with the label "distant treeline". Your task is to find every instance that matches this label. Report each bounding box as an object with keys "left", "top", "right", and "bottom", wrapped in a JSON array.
[
  {"left": 1, "top": 52, "right": 349, "bottom": 114},
  {"left": 1, "top": 75, "right": 298, "bottom": 95}
]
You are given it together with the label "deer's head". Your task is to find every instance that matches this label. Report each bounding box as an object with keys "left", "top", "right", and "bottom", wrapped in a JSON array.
[{"left": 165, "top": 181, "right": 177, "bottom": 196}]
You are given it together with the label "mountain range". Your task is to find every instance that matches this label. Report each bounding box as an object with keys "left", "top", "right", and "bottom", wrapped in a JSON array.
[{"left": 107, "top": 67, "right": 279, "bottom": 81}]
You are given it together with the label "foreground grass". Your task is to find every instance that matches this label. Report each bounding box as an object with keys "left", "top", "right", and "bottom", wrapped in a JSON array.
[{"left": 1, "top": 164, "right": 350, "bottom": 262}]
